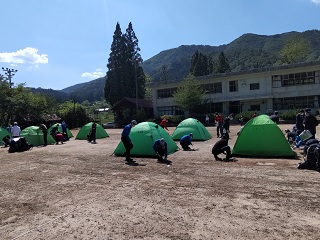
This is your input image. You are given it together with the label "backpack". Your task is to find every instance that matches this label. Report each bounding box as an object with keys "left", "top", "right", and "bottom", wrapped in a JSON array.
[{"left": 298, "top": 144, "right": 320, "bottom": 171}]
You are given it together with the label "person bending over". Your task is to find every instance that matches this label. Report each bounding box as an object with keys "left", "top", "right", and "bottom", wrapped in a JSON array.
[
  {"left": 121, "top": 120, "right": 137, "bottom": 162},
  {"left": 211, "top": 135, "right": 233, "bottom": 161},
  {"left": 180, "top": 133, "right": 193, "bottom": 150},
  {"left": 153, "top": 138, "right": 168, "bottom": 162}
]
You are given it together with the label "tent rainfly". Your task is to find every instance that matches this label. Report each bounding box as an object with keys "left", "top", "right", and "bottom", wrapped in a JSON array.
[
  {"left": 114, "top": 121, "right": 179, "bottom": 157},
  {"left": 75, "top": 122, "right": 109, "bottom": 140},
  {"left": 171, "top": 118, "right": 212, "bottom": 141},
  {"left": 232, "top": 115, "right": 295, "bottom": 158}
]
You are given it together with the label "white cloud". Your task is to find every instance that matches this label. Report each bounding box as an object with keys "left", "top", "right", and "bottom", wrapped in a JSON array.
[
  {"left": 311, "top": 0, "right": 320, "bottom": 5},
  {"left": 0, "top": 47, "right": 48, "bottom": 65},
  {"left": 81, "top": 68, "right": 104, "bottom": 79}
]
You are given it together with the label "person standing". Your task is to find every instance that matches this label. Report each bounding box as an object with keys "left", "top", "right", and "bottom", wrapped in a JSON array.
[
  {"left": 180, "top": 133, "right": 193, "bottom": 150},
  {"left": 214, "top": 112, "right": 223, "bottom": 138},
  {"left": 211, "top": 134, "right": 233, "bottom": 161},
  {"left": 205, "top": 114, "right": 210, "bottom": 126},
  {"left": 304, "top": 108, "right": 318, "bottom": 139},
  {"left": 61, "top": 121, "right": 69, "bottom": 140},
  {"left": 88, "top": 122, "right": 97, "bottom": 143},
  {"left": 121, "top": 120, "right": 137, "bottom": 162},
  {"left": 296, "top": 109, "right": 305, "bottom": 135},
  {"left": 11, "top": 122, "right": 21, "bottom": 138},
  {"left": 39, "top": 122, "right": 48, "bottom": 146},
  {"left": 153, "top": 138, "right": 168, "bottom": 162},
  {"left": 223, "top": 113, "right": 233, "bottom": 133},
  {"left": 270, "top": 111, "right": 280, "bottom": 124}
]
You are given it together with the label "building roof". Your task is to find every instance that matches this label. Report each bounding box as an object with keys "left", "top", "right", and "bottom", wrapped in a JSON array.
[{"left": 112, "top": 97, "right": 153, "bottom": 110}]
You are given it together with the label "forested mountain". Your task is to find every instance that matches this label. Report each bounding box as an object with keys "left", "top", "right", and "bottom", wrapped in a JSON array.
[
  {"left": 60, "top": 76, "right": 106, "bottom": 103},
  {"left": 143, "top": 30, "right": 320, "bottom": 82},
  {"left": 36, "top": 30, "right": 320, "bottom": 103}
]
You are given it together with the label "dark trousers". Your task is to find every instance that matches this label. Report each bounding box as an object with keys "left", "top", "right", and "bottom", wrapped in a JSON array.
[
  {"left": 212, "top": 146, "right": 232, "bottom": 159},
  {"left": 121, "top": 136, "right": 133, "bottom": 160},
  {"left": 216, "top": 124, "right": 222, "bottom": 137},
  {"left": 43, "top": 131, "right": 48, "bottom": 145},
  {"left": 155, "top": 146, "right": 165, "bottom": 160},
  {"left": 180, "top": 141, "right": 190, "bottom": 150}
]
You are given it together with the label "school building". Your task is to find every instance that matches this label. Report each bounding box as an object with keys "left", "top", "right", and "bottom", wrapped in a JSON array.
[{"left": 152, "top": 60, "right": 320, "bottom": 117}]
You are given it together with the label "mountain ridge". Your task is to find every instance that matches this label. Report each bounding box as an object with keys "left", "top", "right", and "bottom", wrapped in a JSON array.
[{"left": 29, "top": 30, "right": 320, "bottom": 103}]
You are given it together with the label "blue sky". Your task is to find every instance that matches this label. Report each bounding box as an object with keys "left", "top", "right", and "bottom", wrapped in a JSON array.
[{"left": 1, "top": 0, "right": 319, "bottom": 90}]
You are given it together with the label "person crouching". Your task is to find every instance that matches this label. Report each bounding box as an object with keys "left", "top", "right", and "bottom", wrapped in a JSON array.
[
  {"left": 180, "top": 133, "right": 193, "bottom": 150},
  {"left": 211, "top": 134, "right": 233, "bottom": 161},
  {"left": 153, "top": 138, "right": 168, "bottom": 162}
]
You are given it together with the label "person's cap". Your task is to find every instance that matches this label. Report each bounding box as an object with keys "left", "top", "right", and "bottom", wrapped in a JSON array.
[
  {"left": 274, "top": 111, "right": 278, "bottom": 115},
  {"left": 13, "top": 122, "right": 17, "bottom": 125},
  {"left": 160, "top": 138, "right": 165, "bottom": 146},
  {"left": 131, "top": 120, "right": 137, "bottom": 125},
  {"left": 189, "top": 133, "right": 193, "bottom": 137},
  {"left": 215, "top": 112, "right": 218, "bottom": 115},
  {"left": 284, "top": 129, "right": 290, "bottom": 133}
]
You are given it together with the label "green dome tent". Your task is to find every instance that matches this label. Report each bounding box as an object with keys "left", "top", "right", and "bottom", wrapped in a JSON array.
[
  {"left": 171, "top": 118, "right": 212, "bottom": 141},
  {"left": 114, "top": 122, "right": 179, "bottom": 157},
  {"left": 0, "top": 127, "right": 11, "bottom": 145},
  {"left": 75, "top": 122, "right": 109, "bottom": 140},
  {"left": 232, "top": 115, "right": 295, "bottom": 158},
  {"left": 20, "top": 126, "right": 56, "bottom": 146},
  {"left": 48, "top": 123, "right": 74, "bottom": 138}
]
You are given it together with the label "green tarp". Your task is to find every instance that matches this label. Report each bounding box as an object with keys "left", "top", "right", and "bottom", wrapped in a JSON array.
[
  {"left": 75, "top": 122, "right": 109, "bottom": 140},
  {"left": 114, "top": 122, "right": 179, "bottom": 157},
  {"left": 48, "top": 123, "right": 74, "bottom": 138},
  {"left": 20, "top": 126, "right": 56, "bottom": 146},
  {"left": 171, "top": 118, "right": 212, "bottom": 141},
  {"left": 232, "top": 115, "right": 295, "bottom": 158}
]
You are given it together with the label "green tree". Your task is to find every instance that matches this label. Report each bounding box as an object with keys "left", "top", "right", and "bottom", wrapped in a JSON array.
[
  {"left": 279, "top": 36, "right": 311, "bottom": 64},
  {"left": 104, "top": 22, "right": 145, "bottom": 106},
  {"left": 159, "top": 65, "right": 169, "bottom": 83},
  {"left": 190, "top": 51, "right": 214, "bottom": 77},
  {"left": 57, "top": 101, "right": 90, "bottom": 129},
  {"left": 215, "top": 51, "right": 230, "bottom": 73},
  {"left": 173, "top": 76, "right": 204, "bottom": 116},
  {"left": 144, "top": 74, "right": 153, "bottom": 100}
]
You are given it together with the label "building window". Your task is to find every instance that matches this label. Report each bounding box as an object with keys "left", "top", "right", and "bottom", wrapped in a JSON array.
[
  {"left": 202, "top": 82, "right": 222, "bottom": 94},
  {"left": 158, "top": 106, "right": 183, "bottom": 115},
  {"left": 213, "top": 82, "right": 222, "bottom": 93},
  {"left": 250, "top": 104, "right": 260, "bottom": 111},
  {"left": 229, "top": 80, "right": 238, "bottom": 92},
  {"left": 157, "top": 88, "right": 177, "bottom": 98},
  {"left": 250, "top": 83, "right": 259, "bottom": 90},
  {"left": 272, "top": 71, "right": 318, "bottom": 88},
  {"left": 273, "top": 95, "right": 320, "bottom": 110}
]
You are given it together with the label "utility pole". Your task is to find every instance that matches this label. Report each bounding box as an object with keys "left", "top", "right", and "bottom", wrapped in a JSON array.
[
  {"left": 130, "top": 57, "right": 142, "bottom": 117},
  {"left": 2, "top": 67, "right": 18, "bottom": 88}
]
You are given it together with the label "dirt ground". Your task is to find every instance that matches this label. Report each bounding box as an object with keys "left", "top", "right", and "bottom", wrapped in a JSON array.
[{"left": 1, "top": 124, "right": 320, "bottom": 240}]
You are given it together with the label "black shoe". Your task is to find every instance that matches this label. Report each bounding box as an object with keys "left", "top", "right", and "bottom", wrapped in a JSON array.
[{"left": 215, "top": 157, "right": 223, "bottom": 161}]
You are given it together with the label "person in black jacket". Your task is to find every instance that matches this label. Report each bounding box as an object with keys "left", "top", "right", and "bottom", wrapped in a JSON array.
[
  {"left": 304, "top": 108, "right": 318, "bottom": 139},
  {"left": 211, "top": 134, "right": 233, "bottom": 161}
]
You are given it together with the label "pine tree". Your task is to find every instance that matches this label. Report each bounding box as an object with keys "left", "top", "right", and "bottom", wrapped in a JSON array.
[
  {"left": 215, "top": 51, "right": 230, "bottom": 73},
  {"left": 104, "top": 22, "right": 145, "bottom": 106},
  {"left": 190, "top": 51, "right": 214, "bottom": 77},
  {"left": 124, "top": 22, "right": 145, "bottom": 100},
  {"left": 105, "top": 22, "right": 127, "bottom": 105}
]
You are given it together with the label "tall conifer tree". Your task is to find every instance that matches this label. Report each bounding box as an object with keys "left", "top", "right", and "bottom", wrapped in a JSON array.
[{"left": 104, "top": 22, "right": 145, "bottom": 105}]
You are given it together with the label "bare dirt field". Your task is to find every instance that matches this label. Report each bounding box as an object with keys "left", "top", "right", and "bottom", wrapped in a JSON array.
[{"left": 1, "top": 124, "right": 320, "bottom": 240}]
